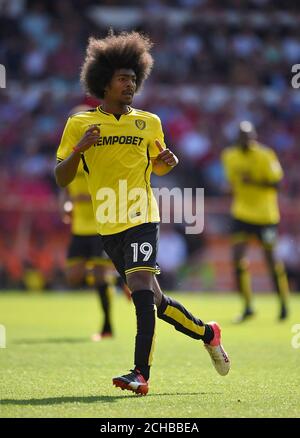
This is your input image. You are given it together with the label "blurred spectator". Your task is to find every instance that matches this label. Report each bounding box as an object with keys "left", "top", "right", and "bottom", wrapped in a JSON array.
[
  {"left": 1, "top": 0, "right": 300, "bottom": 289},
  {"left": 157, "top": 224, "right": 188, "bottom": 289}
]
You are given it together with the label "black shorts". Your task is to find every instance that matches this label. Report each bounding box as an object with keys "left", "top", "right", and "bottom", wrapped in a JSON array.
[
  {"left": 231, "top": 218, "right": 278, "bottom": 246},
  {"left": 67, "top": 234, "right": 108, "bottom": 263},
  {"left": 101, "top": 223, "right": 160, "bottom": 281}
]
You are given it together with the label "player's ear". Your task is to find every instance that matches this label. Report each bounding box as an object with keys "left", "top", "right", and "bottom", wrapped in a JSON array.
[{"left": 103, "top": 81, "right": 110, "bottom": 95}]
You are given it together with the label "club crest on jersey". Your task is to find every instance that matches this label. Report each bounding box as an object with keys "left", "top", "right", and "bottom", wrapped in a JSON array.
[{"left": 135, "top": 119, "right": 146, "bottom": 130}]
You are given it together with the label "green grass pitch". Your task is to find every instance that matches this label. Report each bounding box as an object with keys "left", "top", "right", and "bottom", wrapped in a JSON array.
[{"left": 0, "top": 291, "right": 299, "bottom": 418}]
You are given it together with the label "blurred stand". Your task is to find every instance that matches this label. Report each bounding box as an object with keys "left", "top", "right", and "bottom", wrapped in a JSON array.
[
  {"left": 1, "top": 0, "right": 300, "bottom": 291},
  {"left": 1, "top": 194, "right": 299, "bottom": 292},
  {"left": 157, "top": 223, "right": 188, "bottom": 289}
]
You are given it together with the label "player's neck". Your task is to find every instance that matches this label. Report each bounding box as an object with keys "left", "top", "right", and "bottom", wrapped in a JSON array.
[
  {"left": 241, "top": 143, "right": 250, "bottom": 151},
  {"left": 101, "top": 101, "right": 130, "bottom": 115}
]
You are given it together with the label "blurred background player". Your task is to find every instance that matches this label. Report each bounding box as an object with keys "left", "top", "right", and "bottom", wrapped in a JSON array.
[
  {"left": 222, "top": 121, "right": 289, "bottom": 322},
  {"left": 60, "top": 105, "right": 131, "bottom": 341}
]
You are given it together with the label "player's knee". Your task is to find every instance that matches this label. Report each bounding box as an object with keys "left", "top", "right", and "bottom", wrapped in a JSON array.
[
  {"left": 65, "top": 269, "right": 85, "bottom": 288},
  {"left": 93, "top": 265, "right": 106, "bottom": 285},
  {"left": 233, "top": 243, "right": 246, "bottom": 260},
  {"left": 153, "top": 278, "right": 163, "bottom": 306},
  {"left": 263, "top": 246, "right": 275, "bottom": 264},
  {"left": 233, "top": 251, "right": 246, "bottom": 266},
  {"left": 66, "top": 276, "right": 82, "bottom": 288},
  {"left": 235, "top": 257, "right": 249, "bottom": 272},
  {"left": 126, "top": 271, "right": 154, "bottom": 292}
]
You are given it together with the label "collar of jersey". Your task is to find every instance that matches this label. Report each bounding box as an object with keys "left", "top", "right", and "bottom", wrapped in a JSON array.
[
  {"left": 236, "top": 140, "right": 259, "bottom": 151},
  {"left": 98, "top": 106, "right": 133, "bottom": 116}
]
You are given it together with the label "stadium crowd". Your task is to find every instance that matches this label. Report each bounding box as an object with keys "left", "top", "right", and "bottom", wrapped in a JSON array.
[{"left": 1, "top": 0, "right": 300, "bottom": 290}]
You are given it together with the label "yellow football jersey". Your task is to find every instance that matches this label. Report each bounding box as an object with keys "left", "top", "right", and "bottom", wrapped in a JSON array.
[
  {"left": 67, "top": 161, "right": 97, "bottom": 236},
  {"left": 57, "top": 106, "right": 165, "bottom": 235},
  {"left": 221, "top": 141, "right": 283, "bottom": 225}
]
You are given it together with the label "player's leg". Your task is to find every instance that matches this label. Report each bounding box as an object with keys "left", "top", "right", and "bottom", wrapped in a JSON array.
[
  {"left": 260, "top": 227, "right": 289, "bottom": 320},
  {"left": 65, "top": 235, "right": 88, "bottom": 287},
  {"left": 126, "top": 269, "right": 230, "bottom": 385},
  {"left": 104, "top": 224, "right": 230, "bottom": 395},
  {"left": 65, "top": 260, "right": 86, "bottom": 287},
  {"left": 232, "top": 240, "right": 254, "bottom": 322},
  {"left": 92, "top": 263, "right": 113, "bottom": 340},
  {"left": 89, "top": 235, "right": 114, "bottom": 340},
  {"left": 153, "top": 276, "right": 212, "bottom": 340},
  {"left": 103, "top": 224, "right": 157, "bottom": 394},
  {"left": 123, "top": 270, "right": 156, "bottom": 392},
  {"left": 115, "top": 275, "right": 131, "bottom": 301},
  {"left": 230, "top": 219, "right": 254, "bottom": 322},
  {"left": 153, "top": 277, "right": 230, "bottom": 376},
  {"left": 264, "top": 249, "right": 289, "bottom": 320}
]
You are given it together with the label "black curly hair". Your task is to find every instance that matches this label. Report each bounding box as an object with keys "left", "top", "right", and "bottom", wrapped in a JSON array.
[{"left": 80, "top": 30, "right": 154, "bottom": 99}]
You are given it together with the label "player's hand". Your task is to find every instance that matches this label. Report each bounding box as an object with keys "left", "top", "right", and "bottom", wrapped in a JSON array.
[
  {"left": 155, "top": 140, "right": 179, "bottom": 167},
  {"left": 62, "top": 211, "right": 72, "bottom": 225},
  {"left": 73, "top": 125, "right": 100, "bottom": 153},
  {"left": 61, "top": 200, "right": 73, "bottom": 225}
]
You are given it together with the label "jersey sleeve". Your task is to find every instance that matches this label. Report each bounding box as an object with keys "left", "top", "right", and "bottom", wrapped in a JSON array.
[
  {"left": 264, "top": 149, "right": 283, "bottom": 183},
  {"left": 148, "top": 116, "right": 166, "bottom": 158},
  {"left": 56, "top": 117, "right": 80, "bottom": 161},
  {"left": 221, "top": 149, "right": 234, "bottom": 184}
]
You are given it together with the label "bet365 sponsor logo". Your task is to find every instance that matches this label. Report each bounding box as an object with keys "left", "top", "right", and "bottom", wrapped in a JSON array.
[
  {"left": 291, "top": 324, "right": 300, "bottom": 349},
  {"left": 0, "top": 64, "right": 6, "bottom": 88},
  {"left": 0, "top": 325, "right": 6, "bottom": 348}
]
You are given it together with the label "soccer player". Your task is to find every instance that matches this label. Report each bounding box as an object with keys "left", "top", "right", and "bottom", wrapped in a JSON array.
[
  {"left": 222, "top": 121, "right": 289, "bottom": 322},
  {"left": 55, "top": 31, "right": 230, "bottom": 395},
  {"left": 62, "top": 165, "right": 113, "bottom": 341},
  {"left": 60, "top": 103, "right": 130, "bottom": 341},
  {"left": 61, "top": 151, "right": 124, "bottom": 341}
]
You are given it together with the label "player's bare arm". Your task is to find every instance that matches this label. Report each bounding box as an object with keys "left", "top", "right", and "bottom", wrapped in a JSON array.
[
  {"left": 151, "top": 139, "right": 179, "bottom": 176},
  {"left": 55, "top": 126, "right": 100, "bottom": 187},
  {"left": 71, "top": 193, "right": 92, "bottom": 202}
]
